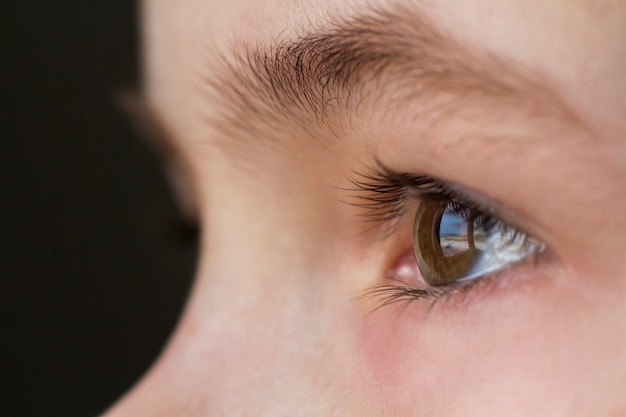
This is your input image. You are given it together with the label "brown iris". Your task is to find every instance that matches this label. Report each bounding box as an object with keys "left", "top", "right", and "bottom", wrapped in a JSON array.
[{"left": 413, "top": 198, "right": 484, "bottom": 286}]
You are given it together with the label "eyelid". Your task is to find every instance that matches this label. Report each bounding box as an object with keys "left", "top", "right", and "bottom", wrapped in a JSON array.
[
  {"left": 363, "top": 249, "right": 543, "bottom": 311},
  {"left": 346, "top": 159, "right": 551, "bottom": 255}
]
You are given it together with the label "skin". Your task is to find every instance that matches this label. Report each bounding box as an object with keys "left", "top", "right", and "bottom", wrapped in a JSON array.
[{"left": 104, "top": 0, "right": 626, "bottom": 416}]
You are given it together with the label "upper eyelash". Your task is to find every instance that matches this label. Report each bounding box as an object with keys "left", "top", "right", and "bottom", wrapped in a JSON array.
[
  {"left": 346, "top": 160, "right": 471, "bottom": 229},
  {"left": 345, "top": 170, "right": 408, "bottom": 226}
]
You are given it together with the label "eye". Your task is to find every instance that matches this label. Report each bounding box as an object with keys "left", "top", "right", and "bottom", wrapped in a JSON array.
[
  {"left": 346, "top": 161, "right": 548, "bottom": 305},
  {"left": 413, "top": 197, "right": 544, "bottom": 286}
]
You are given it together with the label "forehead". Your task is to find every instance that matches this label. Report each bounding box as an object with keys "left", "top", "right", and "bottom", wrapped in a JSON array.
[{"left": 142, "top": 0, "right": 626, "bottom": 144}]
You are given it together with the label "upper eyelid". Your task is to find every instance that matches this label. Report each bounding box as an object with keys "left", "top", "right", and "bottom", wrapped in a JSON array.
[
  {"left": 346, "top": 160, "right": 542, "bottom": 243},
  {"left": 374, "top": 159, "right": 536, "bottom": 234},
  {"left": 405, "top": 176, "right": 503, "bottom": 221}
]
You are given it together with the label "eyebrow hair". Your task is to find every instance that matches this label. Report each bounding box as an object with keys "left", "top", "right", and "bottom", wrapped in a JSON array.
[{"left": 206, "top": 4, "right": 579, "bottom": 150}]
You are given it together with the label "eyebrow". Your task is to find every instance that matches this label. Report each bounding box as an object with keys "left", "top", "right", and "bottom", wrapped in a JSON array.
[{"left": 206, "top": 4, "right": 579, "bottom": 149}]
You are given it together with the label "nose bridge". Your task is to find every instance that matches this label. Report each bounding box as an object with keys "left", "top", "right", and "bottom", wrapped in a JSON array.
[
  {"left": 155, "top": 177, "right": 364, "bottom": 414},
  {"left": 176, "top": 256, "right": 353, "bottom": 414}
]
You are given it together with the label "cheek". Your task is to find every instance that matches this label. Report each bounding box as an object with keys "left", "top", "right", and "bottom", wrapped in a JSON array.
[
  {"left": 360, "top": 278, "right": 626, "bottom": 416},
  {"left": 361, "top": 307, "right": 446, "bottom": 414}
]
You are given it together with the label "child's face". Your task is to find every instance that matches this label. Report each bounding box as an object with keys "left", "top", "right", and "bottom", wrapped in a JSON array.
[{"left": 107, "top": 0, "right": 626, "bottom": 415}]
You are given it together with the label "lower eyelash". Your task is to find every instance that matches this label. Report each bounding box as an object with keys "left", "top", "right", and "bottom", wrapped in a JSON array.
[
  {"left": 356, "top": 277, "right": 480, "bottom": 313},
  {"left": 356, "top": 248, "right": 544, "bottom": 313},
  {"left": 356, "top": 281, "right": 441, "bottom": 312},
  {"left": 355, "top": 273, "right": 493, "bottom": 315}
]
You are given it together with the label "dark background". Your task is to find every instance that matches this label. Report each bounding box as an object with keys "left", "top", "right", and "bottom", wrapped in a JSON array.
[{"left": 4, "top": 2, "right": 196, "bottom": 416}]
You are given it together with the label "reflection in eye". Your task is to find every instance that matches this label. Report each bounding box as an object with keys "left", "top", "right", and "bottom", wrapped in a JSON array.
[{"left": 414, "top": 198, "right": 544, "bottom": 286}]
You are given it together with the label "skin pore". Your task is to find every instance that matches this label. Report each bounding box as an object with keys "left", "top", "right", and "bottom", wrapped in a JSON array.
[{"left": 104, "top": 0, "right": 626, "bottom": 416}]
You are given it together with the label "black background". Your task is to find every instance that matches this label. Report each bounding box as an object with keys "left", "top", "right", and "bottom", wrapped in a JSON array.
[{"left": 4, "top": 2, "right": 196, "bottom": 416}]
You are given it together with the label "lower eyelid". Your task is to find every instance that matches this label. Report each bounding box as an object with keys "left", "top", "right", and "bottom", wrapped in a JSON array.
[{"left": 367, "top": 244, "right": 552, "bottom": 312}]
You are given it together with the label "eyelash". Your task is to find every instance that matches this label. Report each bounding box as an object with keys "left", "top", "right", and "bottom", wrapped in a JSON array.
[
  {"left": 347, "top": 161, "right": 542, "bottom": 309},
  {"left": 346, "top": 164, "right": 443, "bottom": 230}
]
